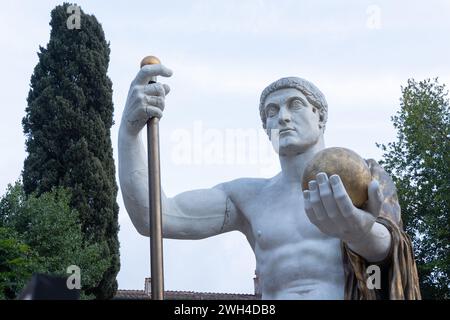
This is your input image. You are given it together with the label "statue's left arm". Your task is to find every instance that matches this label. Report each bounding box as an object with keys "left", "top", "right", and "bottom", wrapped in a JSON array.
[
  {"left": 302, "top": 170, "right": 392, "bottom": 263},
  {"left": 304, "top": 159, "right": 422, "bottom": 299}
]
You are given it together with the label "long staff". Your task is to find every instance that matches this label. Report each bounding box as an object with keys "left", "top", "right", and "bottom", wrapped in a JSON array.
[{"left": 140, "top": 55, "right": 164, "bottom": 300}]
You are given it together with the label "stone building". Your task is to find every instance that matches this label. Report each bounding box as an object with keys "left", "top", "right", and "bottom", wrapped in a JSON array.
[{"left": 115, "top": 274, "right": 261, "bottom": 300}]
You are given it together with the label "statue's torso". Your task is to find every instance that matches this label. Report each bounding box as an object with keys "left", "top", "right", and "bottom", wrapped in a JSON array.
[{"left": 230, "top": 175, "right": 345, "bottom": 299}]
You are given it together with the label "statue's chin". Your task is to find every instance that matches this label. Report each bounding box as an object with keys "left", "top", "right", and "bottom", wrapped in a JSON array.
[
  {"left": 277, "top": 144, "right": 308, "bottom": 156},
  {"left": 270, "top": 132, "right": 321, "bottom": 156},
  {"left": 275, "top": 138, "right": 319, "bottom": 156}
]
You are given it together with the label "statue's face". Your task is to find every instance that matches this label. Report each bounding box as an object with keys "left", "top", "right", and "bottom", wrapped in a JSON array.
[{"left": 264, "top": 88, "right": 322, "bottom": 156}]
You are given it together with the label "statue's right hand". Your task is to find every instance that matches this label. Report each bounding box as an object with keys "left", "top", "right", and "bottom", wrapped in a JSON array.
[{"left": 122, "top": 63, "right": 173, "bottom": 135}]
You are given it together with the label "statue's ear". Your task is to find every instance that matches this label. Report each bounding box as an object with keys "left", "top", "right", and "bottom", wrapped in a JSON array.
[
  {"left": 318, "top": 122, "right": 326, "bottom": 134},
  {"left": 317, "top": 110, "right": 326, "bottom": 131}
]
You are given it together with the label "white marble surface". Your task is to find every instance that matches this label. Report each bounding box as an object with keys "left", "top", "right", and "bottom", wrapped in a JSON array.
[{"left": 118, "top": 68, "right": 391, "bottom": 299}]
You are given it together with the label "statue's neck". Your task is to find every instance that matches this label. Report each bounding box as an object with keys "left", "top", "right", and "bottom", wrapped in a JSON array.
[{"left": 279, "top": 136, "right": 325, "bottom": 184}]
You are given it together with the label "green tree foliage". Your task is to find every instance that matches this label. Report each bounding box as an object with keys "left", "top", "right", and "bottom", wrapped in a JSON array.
[
  {"left": 21, "top": 3, "right": 119, "bottom": 298},
  {"left": 0, "top": 182, "right": 110, "bottom": 299},
  {"left": 0, "top": 226, "right": 36, "bottom": 299},
  {"left": 377, "top": 78, "right": 450, "bottom": 299}
]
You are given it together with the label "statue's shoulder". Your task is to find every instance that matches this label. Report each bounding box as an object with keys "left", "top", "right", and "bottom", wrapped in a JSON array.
[
  {"left": 218, "top": 177, "right": 271, "bottom": 202},
  {"left": 225, "top": 177, "right": 270, "bottom": 192}
]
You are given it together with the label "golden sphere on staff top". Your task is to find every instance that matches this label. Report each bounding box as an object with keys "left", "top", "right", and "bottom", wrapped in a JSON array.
[
  {"left": 302, "top": 147, "right": 372, "bottom": 208},
  {"left": 140, "top": 55, "right": 161, "bottom": 68}
]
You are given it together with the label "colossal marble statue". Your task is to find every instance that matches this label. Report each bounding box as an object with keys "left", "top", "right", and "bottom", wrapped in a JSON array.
[{"left": 118, "top": 64, "right": 421, "bottom": 299}]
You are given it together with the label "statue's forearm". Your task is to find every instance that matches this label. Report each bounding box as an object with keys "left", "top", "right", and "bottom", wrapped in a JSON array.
[
  {"left": 118, "top": 122, "right": 148, "bottom": 206},
  {"left": 118, "top": 123, "right": 169, "bottom": 236},
  {"left": 346, "top": 222, "right": 392, "bottom": 263}
]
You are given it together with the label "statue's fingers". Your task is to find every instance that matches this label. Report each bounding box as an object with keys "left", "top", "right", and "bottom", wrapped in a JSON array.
[
  {"left": 144, "top": 83, "right": 166, "bottom": 97},
  {"left": 308, "top": 180, "right": 327, "bottom": 221},
  {"left": 303, "top": 190, "right": 319, "bottom": 226},
  {"left": 316, "top": 173, "right": 348, "bottom": 233},
  {"left": 162, "top": 83, "right": 170, "bottom": 95},
  {"left": 304, "top": 190, "right": 330, "bottom": 234},
  {"left": 317, "top": 173, "right": 340, "bottom": 218},
  {"left": 125, "top": 105, "right": 163, "bottom": 133},
  {"left": 133, "top": 64, "right": 173, "bottom": 86},
  {"left": 144, "top": 96, "right": 165, "bottom": 111},
  {"left": 329, "top": 174, "right": 355, "bottom": 219}
]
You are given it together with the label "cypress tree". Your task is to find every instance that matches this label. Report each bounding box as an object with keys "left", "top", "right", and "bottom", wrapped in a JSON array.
[{"left": 22, "top": 3, "right": 119, "bottom": 299}]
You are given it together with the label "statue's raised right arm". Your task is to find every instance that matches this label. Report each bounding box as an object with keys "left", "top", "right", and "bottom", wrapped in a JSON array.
[{"left": 118, "top": 65, "right": 241, "bottom": 239}]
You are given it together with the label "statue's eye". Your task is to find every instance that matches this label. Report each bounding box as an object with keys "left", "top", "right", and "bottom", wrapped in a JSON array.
[
  {"left": 266, "top": 105, "right": 279, "bottom": 118},
  {"left": 290, "top": 99, "right": 305, "bottom": 109}
]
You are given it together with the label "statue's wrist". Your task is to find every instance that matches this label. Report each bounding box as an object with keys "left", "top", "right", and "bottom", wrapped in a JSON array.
[
  {"left": 119, "top": 118, "right": 141, "bottom": 137},
  {"left": 345, "top": 222, "right": 392, "bottom": 262},
  {"left": 344, "top": 222, "right": 376, "bottom": 248}
]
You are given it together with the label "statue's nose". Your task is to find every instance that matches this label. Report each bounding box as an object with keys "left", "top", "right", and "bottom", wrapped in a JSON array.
[{"left": 278, "top": 108, "right": 291, "bottom": 124}]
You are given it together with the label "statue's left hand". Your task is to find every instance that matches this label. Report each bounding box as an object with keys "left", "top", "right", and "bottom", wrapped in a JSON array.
[{"left": 302, "top": 172, "right": 383, "bottom": 243}]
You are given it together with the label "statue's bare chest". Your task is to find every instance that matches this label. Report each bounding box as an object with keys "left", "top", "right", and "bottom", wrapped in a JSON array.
[{"left": 240, "top": 183, "right": 329, "bottom": 250}]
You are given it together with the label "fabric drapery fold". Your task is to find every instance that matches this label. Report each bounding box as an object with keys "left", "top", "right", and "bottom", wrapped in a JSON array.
[
  {"left": 341, "top": 159, "right": 421, "bottom": 300},
  {"left": 342, "top": 216, "right": 421, "bottom": 300}
]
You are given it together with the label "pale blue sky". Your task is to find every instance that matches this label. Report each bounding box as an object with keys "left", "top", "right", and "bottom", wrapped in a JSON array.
[{"left": 1, "top": 0, "right": 449, "bottom": 294}]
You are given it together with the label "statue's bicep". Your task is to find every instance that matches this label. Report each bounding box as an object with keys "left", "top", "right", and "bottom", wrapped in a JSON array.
[{"left": 164, "top": 187, "right": 237, "bottom": 239}]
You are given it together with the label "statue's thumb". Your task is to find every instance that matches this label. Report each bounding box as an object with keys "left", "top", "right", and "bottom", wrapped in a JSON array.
[{"left": 367, "top": 180, "right": 382, "bottom": 218}]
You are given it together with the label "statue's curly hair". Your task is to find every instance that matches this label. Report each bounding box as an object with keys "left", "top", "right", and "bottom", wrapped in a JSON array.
[{"left": 259, "top": 77, "right": 328, "bottom": 131}]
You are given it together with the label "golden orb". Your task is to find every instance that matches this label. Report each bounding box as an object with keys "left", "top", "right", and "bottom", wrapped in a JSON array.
[
  {"left": 140, "top": 55, "right": 161, "bottom": 68},
  {"left": 302, "top": 147, "right": 372, "bottom": 208}
]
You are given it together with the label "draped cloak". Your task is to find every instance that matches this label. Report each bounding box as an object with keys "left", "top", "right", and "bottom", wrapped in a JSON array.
[{"left": 341, "top": 159, "right": 421, "bottom": 300}]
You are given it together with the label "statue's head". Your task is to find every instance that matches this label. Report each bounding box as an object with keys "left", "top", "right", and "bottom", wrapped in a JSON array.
[
  {"left": 259, "top": 77, "right": 328, "bottom": 155},
  {"left": 259, "top": 77, "right": 328, "bottom": 131}
]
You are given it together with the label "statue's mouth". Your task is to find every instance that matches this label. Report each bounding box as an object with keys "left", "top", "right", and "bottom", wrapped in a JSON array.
[{"left": 279, "top": 128, "right": 295, "bottom": 134}]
